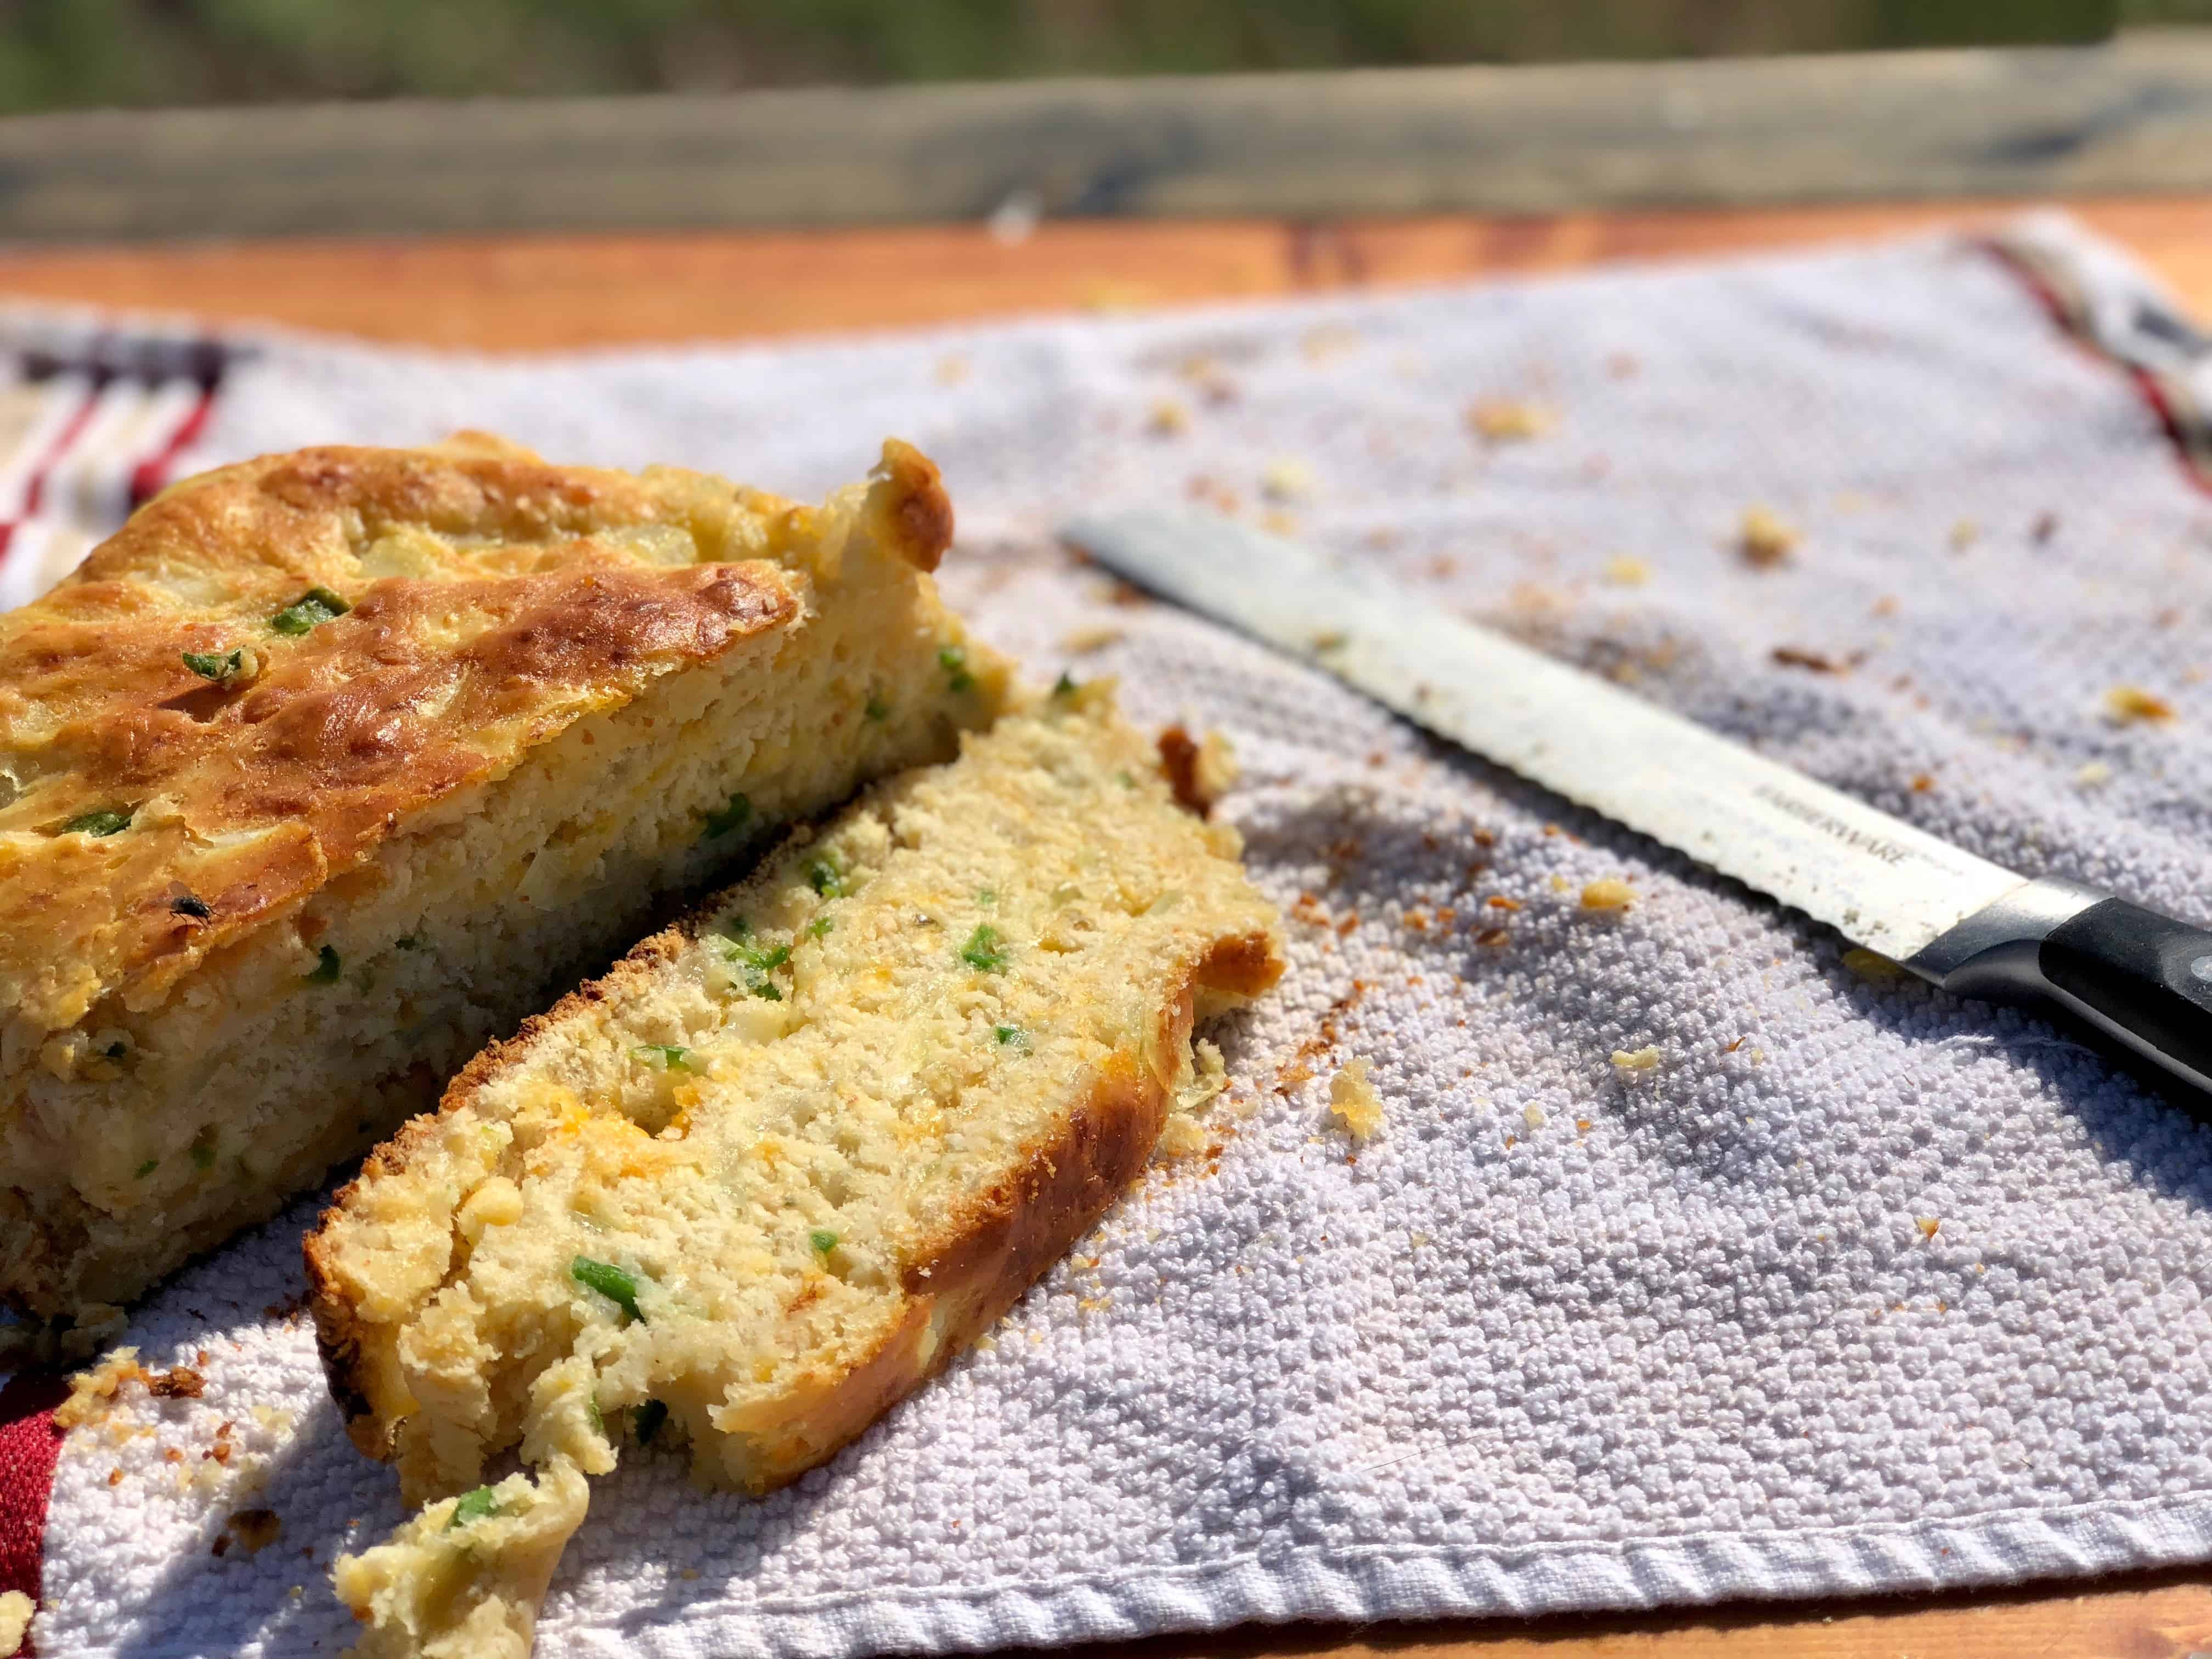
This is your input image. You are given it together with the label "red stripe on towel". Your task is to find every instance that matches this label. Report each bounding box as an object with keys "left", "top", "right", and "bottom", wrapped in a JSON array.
[
  {"left": 0, "top": 1370, "right": 69, "bottom": 1656},
  {"left": 20, "top": 385, "right": 109, "bottom": 519},
  {"left": 129, "top": 374, "right": 223, "bottom": 508},
  {"left": 1980, "top": 236, "right": 2212, "bottom": 498}
]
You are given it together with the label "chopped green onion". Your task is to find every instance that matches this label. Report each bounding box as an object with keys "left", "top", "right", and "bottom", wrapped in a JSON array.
[
  {"left": 976, "top": 887, "right": 996, "bottom": 906},
  {"left": 189, "top": 1130, "right": 217, "bottom": 1171},
  {"left": 586, "top": 1397, "right": 605, "bottom": 1439},
  {"left": 570, "top": 1256, "right": 644, "bottom": 1322},
  {"left": 938, "top": 645, "right": 975, "bottom": 695},
  {"left": 306, "top": 945, "right": 342, "bottom": 984},
  {"left": 1052, "top": 670, "right": 1079, "bottom": 698},
  {"left": 806, "top": 855, "right": 846, "bottom": 898},
  {"left": 960, "top": 924, "right": 1008, "bottom": 973},
  {"left": 61, "top": 808, "right": 131, "bottom": 837},
  {"left": 445, "top": 1486, "right": 500, "bottom": 1530},
  {"left": 703, "top": 793, "right": 753, "bottom": 840},
  {"left": 994, "top": 1025, "right": 1028, "bottom": 1048},
  {"left": 809, "top": 1228, "right": 838, "bottom": 1255},
  {"left": 134, "top": 1158, "right": 159, "bottom": 1178},
  {"left": 634, "top": 1044, "right": 691, "bottom": 1071},
  {"left": 806, "top": 915, "right": 834, "bottom": 939},
  {"left": 268, "top": 586, "right": 349, "bottom": 635},
  {"left": 182, "top": 647, "right": 251, "bottom": 684},
  {"left": 864, "top": 692, "right": 890, "bottom": 721},
  {"left": 712, "top": 935, "right": 791, "bottom": 1001},
  {"left": 634, "top": 1399, "right": 669, "bottom": 1445},
  {"left": 1116, "top": 770, "right": 1137, "bottom": 788}
]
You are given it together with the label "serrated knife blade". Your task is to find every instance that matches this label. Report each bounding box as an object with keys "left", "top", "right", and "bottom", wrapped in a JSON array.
[{"left": 1066, "top": 506, "right": 2212, "bottom": 1102}]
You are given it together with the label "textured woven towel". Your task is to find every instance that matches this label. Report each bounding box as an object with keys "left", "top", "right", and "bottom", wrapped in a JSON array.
[{"left": 12, "top": 213, "right": 2212, "bottom": 1659}]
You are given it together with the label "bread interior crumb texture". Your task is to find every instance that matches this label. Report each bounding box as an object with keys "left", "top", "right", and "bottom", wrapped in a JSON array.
[{"left": 309, "top": 688, "right": 1284, "bottom": 1658}]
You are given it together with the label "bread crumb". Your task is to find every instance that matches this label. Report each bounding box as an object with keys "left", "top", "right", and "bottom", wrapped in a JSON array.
[
  {"left": 2103, "top": 685, "right": 2174, "bottom": 724},
  {"left": 2075, "top": 760, "right": 2113, "bottom": 787},
  {"left": 1610, "top": 1046, "right": 1662, "bottom": 1073},
  {"left": 1842, "top": 947, "right": 1906, "bottom": 983},
  {"left": 1522, "top": 1103, "right": 1546, "bottom": 1130},
  {"left": 1154, "top": 1113, "right": 1213, "bottom": 1161},
  {"left": 1486, "top": 895, "right": 1521, "bottom": 912},
  {"left": 1579, "top": 878, "right": 1635, "bottom": 912},
  {"left": 1739, "top": 507, "right": 1798, "bottom": 567},
  {"left": 1910, "top": 774, "right": 1934, "bottom": 793},
  {"left": 0, "top": 1590, "right": 31, "bottom": 1658},
  {"left": 1186, "top": 475, "right": 1239, "bottom": 514},
  {"left": 1261, "top": 458, "right": 1313, "bottom": 503},
  {"left": 217, "top": 1508, "right": 283, "bottom": 1557},
  {"left": 1771, "top": 646, "right": 1842, "bottom": 673},
  {"left": 1260, "top": 508, "right": 1300, "bottom": 537},
  {"left": 1328, "top": 1059, "right": 1384, "bottom": 1140},
  {"left": 1060, "top": 625, "right": 1125, "bottom": 654},
  {"left": 1475, "top": 927, "right": 1510, "bottom": 947},
  {"left": 1917, "top": 1216, "right": 1941, "bottom": 1240},
  {"left": 1948, "top": 519, "right": 1978, "bottom": 550},
  {"left": 55, "top": 1347, "right": 147, "bottom": 1430},
  {"left": 1158, "top": 725, "right": 1238, "bottom": 816},
  {"left": 1601, "top": 556, "right": 1649, "bottom": 586},
  {"left": 1466, "top": 400, "right": 1553, "bottom": 443},
  {"left": 1146, "top": 399, "right": 1190, "bottom": 437}
]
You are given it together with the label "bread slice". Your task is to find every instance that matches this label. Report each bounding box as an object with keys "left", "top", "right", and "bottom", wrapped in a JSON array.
[
  {"left": 0, "top": 435, "right": 1007, "bottom": 1331},
  {"left": 306, "top": 686, "right": 1284, "bottom": 1658}
]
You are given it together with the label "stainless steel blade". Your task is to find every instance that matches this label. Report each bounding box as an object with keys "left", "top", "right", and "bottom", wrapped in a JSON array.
[{"left": 1066, "top": 507, "right": 2027, "bottom": 960}]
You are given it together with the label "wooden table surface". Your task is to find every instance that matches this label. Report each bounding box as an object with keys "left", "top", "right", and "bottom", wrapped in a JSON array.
[{"left": 10, "top": 195, "right": 2211, "bottom": 1659}]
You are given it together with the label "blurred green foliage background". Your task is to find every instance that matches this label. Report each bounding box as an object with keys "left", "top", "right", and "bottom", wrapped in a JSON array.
[{"left": 0, "top": 0, "right": 2182, "bottom": 112}]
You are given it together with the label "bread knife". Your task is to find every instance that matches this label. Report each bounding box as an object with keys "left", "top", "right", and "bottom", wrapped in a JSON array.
[{"left": 1064, "top": 506, "right": 2212, "bottom": 1101}]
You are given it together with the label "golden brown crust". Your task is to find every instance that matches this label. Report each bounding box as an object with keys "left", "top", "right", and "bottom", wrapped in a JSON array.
[
  {"left": 871, "top": 440, "right": 954, "bottom": 574},
  {"left": 0, "top": 437, "right": 961, "bottom": 1034},
  {"left": 1195, "top": 928, "right": 1286, "bottom": 1000},
  {"left": 1155, "top": 726, "right": 1209, "bottom": 817}
]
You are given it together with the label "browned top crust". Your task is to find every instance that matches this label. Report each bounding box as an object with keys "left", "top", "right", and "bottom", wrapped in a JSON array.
[{"left": 0, "top": 435, "right": 955, "bottom": 1031}]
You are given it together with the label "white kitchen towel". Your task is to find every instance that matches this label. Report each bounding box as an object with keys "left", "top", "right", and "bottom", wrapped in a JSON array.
[{"left": 14, "top": 211, "right": 2212, "bottom": 1659}]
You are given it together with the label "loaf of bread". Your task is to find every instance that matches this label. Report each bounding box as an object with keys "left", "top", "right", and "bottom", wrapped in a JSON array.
[
  {"left": 306, "top": 685, "right": 1284, "bottom": 1657},
  {"left": 0, "top": 435, "right": 1006, "bottom": 1332}
]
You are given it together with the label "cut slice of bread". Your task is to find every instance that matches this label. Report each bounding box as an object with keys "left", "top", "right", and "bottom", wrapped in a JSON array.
[
  {"left": 0, "top": 435, "right": 1007, "bottom": 1332},
  {"left": 306, "top": 686, "right": 1284, "bottom": 1658}
]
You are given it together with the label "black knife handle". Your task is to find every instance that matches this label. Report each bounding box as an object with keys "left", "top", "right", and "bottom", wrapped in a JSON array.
[
  {"left": 1912, "top": 880, "right": 2212, "bottom": 1102},
  {"left": 2039, "top": 899, "right": 2212, "bottom": 1091}
]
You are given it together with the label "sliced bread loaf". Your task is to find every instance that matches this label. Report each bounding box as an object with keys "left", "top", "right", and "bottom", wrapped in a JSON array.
[
  {"left": 0, "top": 435, "right": 1006, "bottom": 1331},
  {"left": 306, "top": 685, "right": 1284, "bottom": 1657}
]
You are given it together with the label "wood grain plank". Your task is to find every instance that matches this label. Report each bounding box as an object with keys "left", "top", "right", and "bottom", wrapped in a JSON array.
[
  {"left": 0, "top": 199, "right": 2204, "bottom": 351},
  {"left": 5, "top": 33, "right": 2212, "bottom": 242}
]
